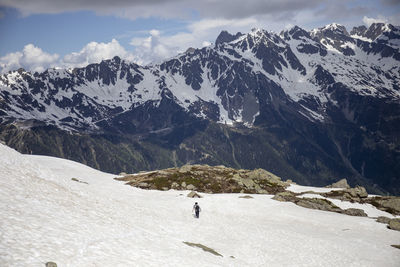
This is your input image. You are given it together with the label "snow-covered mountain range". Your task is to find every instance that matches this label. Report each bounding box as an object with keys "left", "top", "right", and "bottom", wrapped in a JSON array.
[
  {"left": 1, "top": 143, "right": 399, "bottom": 266},
  {"left": 1, "top": 22, "right": 399, "bottom": 130},
  {"left": 0, "top": 22, "right": 399, "bottom": 195}
]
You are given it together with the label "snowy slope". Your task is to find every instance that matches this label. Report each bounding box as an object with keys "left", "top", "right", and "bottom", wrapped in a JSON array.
[{"left": 1, "top": 144, "right": 399, "bottom": 266}]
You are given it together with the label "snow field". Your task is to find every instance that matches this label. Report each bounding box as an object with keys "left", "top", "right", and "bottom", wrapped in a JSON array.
[{"left": 1, "top": 144, "right": 400, "bottom": 266}]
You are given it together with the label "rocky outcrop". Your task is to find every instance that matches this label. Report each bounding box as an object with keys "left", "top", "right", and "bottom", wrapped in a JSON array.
[
  {"left": 376, "top": 216, "right": 391, "bottom": 224},
  {"left": 322, "top": 186, "right": 368, "bottom": 202},
  {"left": 388, "top": 219, "right": 400, "bottom": 231},
  {"left": 374, "top": 217, "right": 400, "bottom": 232},
  {"left": 273, "top": 192, "right": 343, "bottom": 213},
  {"left": 296, "top": 198, "right": 342, "bottom": 213},
  {"left": 239, "top": 195, "right": 253, "bottom": 199},
  {"left": 327, "top": 178, "right": 350, "bottom": 189},
  {"left": 341, "top": 208, "right": 367, "bottom": 217},
  {"left": 187, "top": 191, "right": 202, "bottom": 198},
  {"left": 116, "top": 164, "right": 288, "bottom": 194},
  {"left": 366, "top": 196, "right": 400, "bottom": 216},
  {"left": 272, "top": 191, "right": 298, "bottom": 202},
  {"left": 320, "top": 186, "right": 400, "bottom": 216}
]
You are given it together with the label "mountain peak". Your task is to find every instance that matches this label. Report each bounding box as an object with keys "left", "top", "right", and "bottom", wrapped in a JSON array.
[
  {"left": 215, "top": 30, "right": 243, "bottom": 45},
  {"left": 311, "top": 23, "right": 349, "bottom": 37},
  {"left": 350, "top": 25, "right": 368, "bottom": 37},
  {"left": 281, "top": 25, "right": 310, "bottom": 40},
  {"left": 364, "top": 22, "right": 396, "bottom": 40}
]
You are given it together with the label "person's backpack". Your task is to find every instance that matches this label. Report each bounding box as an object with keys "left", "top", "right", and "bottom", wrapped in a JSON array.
[{"left": 195, "top": 205, "right": 200, "bottom": 212}]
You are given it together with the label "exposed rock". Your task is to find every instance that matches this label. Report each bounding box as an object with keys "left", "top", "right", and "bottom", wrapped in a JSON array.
[
  {"left": 388, "top": 218, "right": 400, "bottom": 231},
  {"left": 348, "top": 186, "right": 368, "bottom": 198},
  {"left": 273, "top": 191, "right": 343, "bottom": 213},
  {"left": 157, "top": 170, "right": 170, "bottom": 176},
  {"left": 239, "top": 195, "right": 253, "bottom": 199},
  {"left": 247, "top": 169, "right": 288, "bottom": 187},
  {"left": 272, "top": 191, "right": 297, "bottom": 202},
  {"left": 296, "top": 198, "right": 342, "bottom": 213},
  {"left": 341, "top": 208, "right": 367, "bottom": 217},
  {"left": 376, "top": 216, "right": 391, "bottom": 224},
  {"left": 391, "top": 245, "right": 400, "bottom": 250},
  {"left": 119, "top": 172, "right": 127, "bottom": 176},
  {"left": 322, "top": 186, "right": 368, "bottom": 202},
  {"left": 186, "top": 184, "right": 196, "bottom": 190},
  {"left": 45, "top": 262, "right": 57, "bottom": 267},
  {"left": 138, "top": 182, "right": 150, "bottom": 188},
  {"left": 71, "top": 178, "right": 88, "bottom": 184},
  {"left": 115, "top": 165, "right": 288, "bottom": 194},
  {"left": 187, "top": 191, "right": 202, "bottom": 198},
  {"left": 327, "top": 178, "right": 350, "bottom": 189},
  {"left": 367, "top": 196, "right": 400, "bottom": 216},
  {"left": 179, "top": 165, "right": 193, "bottom": 173},
  {"left": 183, "top": 241, "right": 222, "bottom": 257}
]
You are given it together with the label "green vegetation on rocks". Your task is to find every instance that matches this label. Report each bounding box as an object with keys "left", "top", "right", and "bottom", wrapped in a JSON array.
[{"left": 115, "top": 164, "right": 288, "bottom": 194}]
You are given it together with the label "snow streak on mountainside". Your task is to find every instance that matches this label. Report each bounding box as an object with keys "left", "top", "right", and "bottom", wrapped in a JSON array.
[
  {"left": 1, "top": 143, "right": 400, "bottom": 266},
  {"left": 0, "top": 22, "right": 399, "bottom": 130}
]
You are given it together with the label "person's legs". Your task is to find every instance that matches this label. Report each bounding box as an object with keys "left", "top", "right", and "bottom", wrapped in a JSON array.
[{"left": 195, "top": 211, "right": 199, "bottom": 218}]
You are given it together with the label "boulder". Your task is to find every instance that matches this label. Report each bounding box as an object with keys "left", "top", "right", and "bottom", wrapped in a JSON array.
[
  {"left": 171, "top": 182, "right": 179, "bottom": 189},
  {"left": 179, "top": 165, "right": 192, "bottom": 173},
  {"left": 272, "top": 191, "right": 297, "bottom": 202},
  {"left": 186, "top": 184, "right": 196, "bottom": 191},
  {"left": 119, "top": 172, "right": 127, "bottom": 176},
  {"left": 138, "top": 182, "right": 150, "bottom": 188},
  {"left": 323, "top": 186, "right": 368, "bottom": 202},
  {"left": 376, "top": 216, "right": 391, "bottom": 224},
  {"left": 239, "top": 195, "right": 253, "bottom": 199},
  {"left": 328, "top": 178, "right": 350, "bottom": 189},
  {"left": 157, "top": 170, "right": 170, "bottom": 176},
  {"left": 341, "top": 208, "right": 367, "bottom": 217},
  {"left": 346, "top": 186, "right": 368, "bottom": 198},
  {"left": 247, "top": 169, "right": 287, "bottom": 187},
  {"left": 187, "top": 191, "right": 202, "bottom": 198},
  {"left": 369, "top": 197, "right": 400, "bottom": 215},
  {"left": 388, "top": 218, "right": 400, "bottom": 231},
  {"left": 45, "top": 262, "right": 57, "bottom": 267},
  {"left": 296, "top": 198, "right": 342, "bottom": 213}
]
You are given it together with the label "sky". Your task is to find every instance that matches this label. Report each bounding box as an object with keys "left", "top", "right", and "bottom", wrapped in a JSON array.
[{"left": 0, "top": 0, "right": 399, "bottom": 73}]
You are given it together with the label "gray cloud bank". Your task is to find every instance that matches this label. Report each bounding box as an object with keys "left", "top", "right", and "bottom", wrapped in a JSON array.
[{"left": 0, "top": 0, "right": 370, "bottom": 20}]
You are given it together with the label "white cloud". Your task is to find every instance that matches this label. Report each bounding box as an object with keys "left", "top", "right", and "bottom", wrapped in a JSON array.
[
  {"left": 62, "top": 39, "right": 134, "bottom": 68},
  {"left": 129, "top": 29, "right": 180, "bottom": 65},
  {"left": 128, "top": 17, "right": 258, "bottom": 64},
  {"left": 363, "top": 15, "right": 388, "bottom": 26},
  {"left": 0, "top": 39, "right": 135, "bottom": 73},
  {"left": 0, "top": 44, "right": 59, "bottom": 73}
]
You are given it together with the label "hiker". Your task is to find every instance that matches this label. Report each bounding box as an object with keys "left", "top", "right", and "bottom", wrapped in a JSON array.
[{"left": 193, "top": 202, "right": 201, "bottom": 218}]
